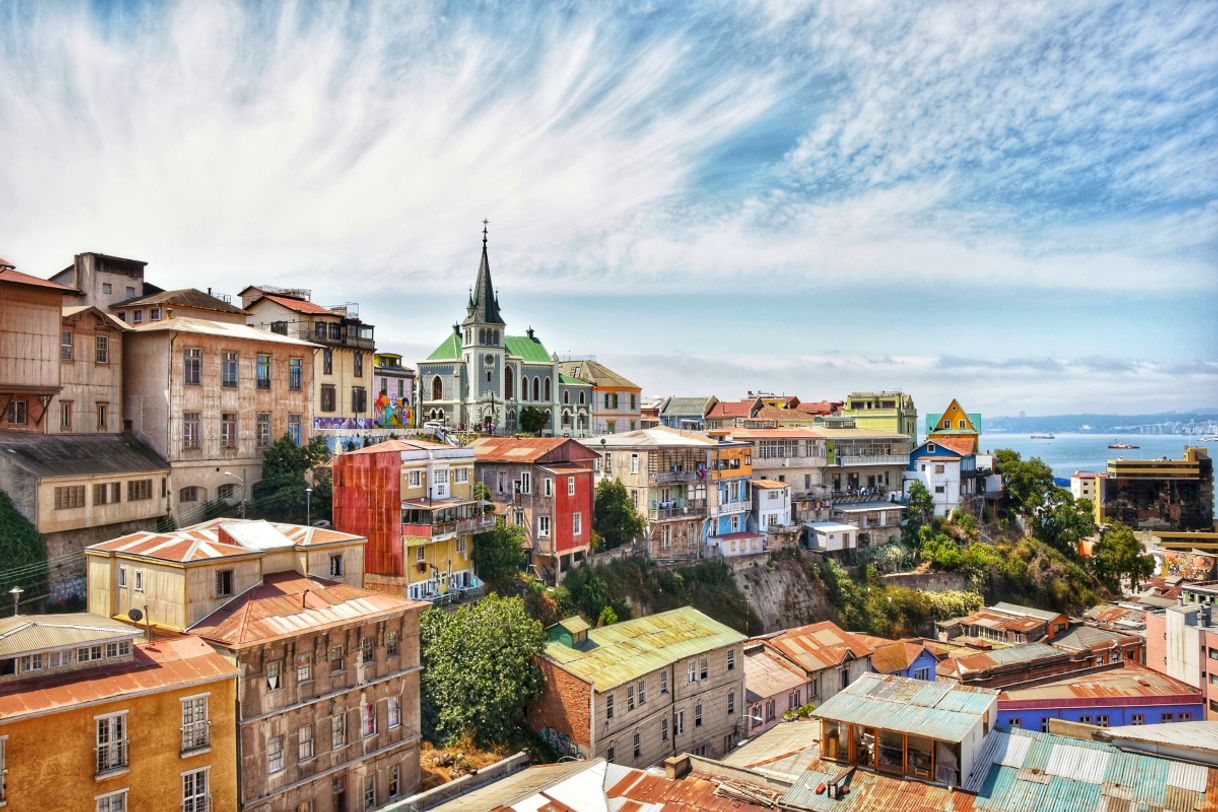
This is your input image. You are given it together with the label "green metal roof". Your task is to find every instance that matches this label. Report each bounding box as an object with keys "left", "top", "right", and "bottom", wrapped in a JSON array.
[
  {"left": 559, "top": 373, "right": 590, "bottom": 386},
  {"left": 426, "top": 332, "right": 462, "bottom": 361},
  {"left": 542, "top": 607, "right": 745, "bottom": 692},
  {"left": 505, "top": 334, "right": 551, "bottom": 363}
]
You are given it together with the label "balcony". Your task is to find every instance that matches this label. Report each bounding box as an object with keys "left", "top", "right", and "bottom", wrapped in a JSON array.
[
  {"left": 649, "top": 470, "right": 700, "bottom": 484},
  {"left": 649, "top": 499, "right": 706, "bottom": 520},
  {"left": 835, "top": 454, "right": 908, "bottom": 466},
  {"left": 709, "top": 499, "right": 750, "bottom": 516},
  {"left": 95, "top": 740, "right": 129, "bottom": 777},
  {"left": 181, "top": 721, "right": 211, "bottom": 755}
]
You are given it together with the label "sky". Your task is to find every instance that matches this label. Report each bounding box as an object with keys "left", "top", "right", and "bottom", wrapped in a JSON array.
[{"left": 1, "top": 0, "right": 1215, "bottom": 415}]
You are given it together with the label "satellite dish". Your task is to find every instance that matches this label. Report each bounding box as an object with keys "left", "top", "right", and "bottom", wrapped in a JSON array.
[{"left": 128, "top": 608, "right": 144, "bottom": 623}]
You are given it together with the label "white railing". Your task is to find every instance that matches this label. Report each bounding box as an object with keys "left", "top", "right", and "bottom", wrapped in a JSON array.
[
  {"left": 95, "top": 740, "right": 128, "bottom": 776},
  {"left": 836, "top": 454, "right": 908, "bottom": 466}
]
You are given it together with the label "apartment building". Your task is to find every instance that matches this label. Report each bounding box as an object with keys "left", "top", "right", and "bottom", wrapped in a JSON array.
[
  {"left": 757, "top": 621, "right": 874, "bottom": 706},
  {"left": 123, "top": 316, "right": 316, "bottom": 522},
  {"left": 111, "top": 287, "right": 248, "bottom": 326},
  {"left": 52, "top": 305, "right": 129, "bottom": 435},
  {"left": 840, "top": 391, "right": 918, "bottom": 447},
  {"left": 936, "top": 602, "right": 1069, "bottom": 645},
  {"left": 530, "top": 608, "right": 746, "bottom": 767},
  {"left": 0, "top": 260, "right": 77, "bottom": 434},
  {"left": 0, "top": 613, "right": 238, "bottom": 811},
  {"left": 241, "top": 286, "right": 376, "bottom": 431},
  {"left": 556, "top": 358, "right": 641, "bottom": 435},
  {"left": 468, "top": 437, "right": 597, "bottom": 583},
  {"left": 1098, "top": 447, "right": 1214, "bottom": 531},
  {"left": 703, "top": 441, "right": 763, "bottom": 557},
  {"left": 49, "top": 251, "right": 150, "bottom": 312},
  {"left": 1144, "top": 601, "right": 1218, "bottom": 719},
  {"left": 86, "top": 518, "right": 423, "bottom": 809},
  {"left": 332, "top": 438, "right": 491, "bottom": 602},
  {"left": 584, "top": 428, "right": 718, "bottom": 559}
]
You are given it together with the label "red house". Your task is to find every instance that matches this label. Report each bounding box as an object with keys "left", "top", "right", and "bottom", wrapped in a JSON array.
[{"left": 468, "top": 437, "right": 597, "bottom": 584}]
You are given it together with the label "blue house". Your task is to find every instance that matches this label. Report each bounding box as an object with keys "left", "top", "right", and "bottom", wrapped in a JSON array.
[
  {"left": 857, "top": 635, "right": 939, "bottom": 681},
  {"left": 904, "top": 437, "right": 979, "bottom": 517}
]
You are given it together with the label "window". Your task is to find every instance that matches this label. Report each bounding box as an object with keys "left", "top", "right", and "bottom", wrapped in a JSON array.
[
  {"left": 633, "top": 730, "right": 641, "bottom": 759},
  {"left": 1132, "top": 713, "right": 1144, "bottom": 725},
  {"left": 606, "top": 694, "right": 615, "bottom": 719},
  {"left": 267, "top": 736, "right": 284, "bottom": 773},
  {"left": 184, "top": 347, "right": 202, "bottom": 385},
  {"left": 133, "top": 310, "right": 143, "bottom": 324},
  {"left": 674, "top": 710, "right": 684, "bottom": 736},
  {"left": 389, "top": 697, "right": 401, "bottom": 728},
  {"left": 96, "top": 789, "right": 128, "bottom": 812},
  {"left": 95, "top": 335, "right": 109, "bottom": 364},
  {"left": 118, "top": 567, "right": 127, "bottom": 587},
  {"left": 127, "top": 479, "right": 152, "bottom": 502},
  {"left": 352, "top": 386, "right": 367, "bottom": 413},
  {"left": 222, "top": 351, "right": 239, "bottom": 387},
  {"left": 217, "top": 483, "right": 236, "bottom": 501},
  {"left": 361, "top": 704, "right": 377, "bottom": 737},
  {"left": 389, "top": 765, "right": 401, "bottom": 798},
  {"left": 266, "top": 660, "right": 282, "bottom": 691},
  {"left": 1096, "top": 715, "right": 1110, "bottom": 727},
  {"left": 20, "top": 653, "right": 42, "bottom": 672},
  {"left": 607, "top": 744, "right": 615, "bottom": 763},
  {"left": 408, "top": 469, "right": 421, "bottom": 488},
  {"left": 330, "top": 645, "right": 345, "bottom": 673},
  {"left": 288, "top": 414, "right": 302, "bottom": 445},
  {"left": 96, "top": 402, "right": 109, "bottom": 431},
  {"left": 416, "top": 546, "right": 426, "bottom": 563},
  {"left": 93, "top": 482, "right": 121, "bottom": 505},
  {"left": 320, "top": 384, "right": 337, "bottom": 412},
  {"left": 323, "top": 349, "right": 333, "bottom": 375},
  {"left": 221, "top": 413, "right": 237, "bottom": 448},
  {"left": 661, "top": 716, "right": 669, "bottom": 741},
  {"left": 6, "top": 400, "right": 27, "bottom": 425},
  {"left": 257, "top": 413, "right": 272, "bottom": 447},
  {"left": 544, "top": 478, "right": 553, "bottom": 497},
  {"left": 538, "top": 516, "right": 551, "bottom": 538},
  {"left": 299, "top": 724, "right": 315, "bottom": 761},
  {"left": 628, "top": 684, "right": 635, "bottom": 711},
  {"left": 332, "top": 712, "right": 347, "bottom": 748},
  {"left": 363, "top": 774, "right": 375, "bottom": 809},
  {"left": 1181, "top": 712, "right": 1193, "bottom": 721},
  {"left": 125, "top": 286, "right": 135, "bottom": 298},
  {"left": 688, "top": 661, "right": 697, "bottom": 684},
  {"left": 455, "top": 537, "right": 466, "bottom": 554},
  {"left": 60, "top": 399, "right": 73, "bottom": 429},
  {"left": 183, "top": 412, "right": 200, "bottom": 449},
  {"left": 765, "top": 699, "right": 776, "bottom": 721},
  {"left": 637, "top": 679, "right": 646, "bottom": 706},
  {"left": 729, "top": 691, "right": 736, "bottom": 715},
  {"left": 630, "top": 454, "right": 639, "bottom": 474},
  {"left": 181, "top": 696, "right": 210, "bottom": 753},
  {"left": 1041, "top": 717, "right": 1052, "bottom": 732},
  {"left": 289, "top": 357, "right": 302, "bottom": 390},
  {"left": 573, "top": 512, "right": 582, "bottom": 536},
  {"left": 215, "top": 569, "right": 233, "bottom": 597},
  {"left": 728, "top": 649, "right": 736, "bottom": 671},
  {"left": 520, "top": 472, "right": 531, "bottom": 494},
  {"left": 387, "top": 631, "right": 399, "bottom": 657},
  {"left": 841, "top": 669, "right": 849, "bottom": 690},
  {"left": 179, "top": 486, "right": 200, "bottom": 503},
  {"left": 1010, "top": 717, "right": 1022, "bottom": 728},
  {"left": 695, "top": 703, "right": 703, "bottom": 727},
  {"left": 149, "top": 308, "right": 160, "bottom": 321},
  {"left": 934, "top": 464, "right": 945, "bottom": 474},
  {"left": 96, "top": 712, "right": 128, "bottom": 775},
  {"left": 361, "top": 636, "right": 374, "bottom": 665},
  {"left": 61, "top": 330, "right": 74, "bottom": 360},
  {"left": 329, "top": 553, "right": 344, "bottom": 577},
  {"left": 54, "top": 485, "right": 85, "bottom": 510},
  {"left": 257, "top": 354, "right": 271, "bottom": 388},
  {"left": 455, "top": 467, "right": 469, "bottom": 483},
  {"left": 660, "top": 671, "right": 668, "bottom": 694},
  {"left": 568, "top": 476, "right": 576, "bottom": 496},
  {"left": 1161, "top": 712, "right": 1175, "bottom": 723},
  {"left": 789, "top": 689, "right": 800, "bottom": 709},
  {"left": 700, "top": 657, "right": 708, "bottom": 680}
]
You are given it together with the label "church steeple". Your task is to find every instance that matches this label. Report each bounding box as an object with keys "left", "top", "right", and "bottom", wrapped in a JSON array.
[{"left": 465, "top": 220, "right": 505, "bottom": 327}]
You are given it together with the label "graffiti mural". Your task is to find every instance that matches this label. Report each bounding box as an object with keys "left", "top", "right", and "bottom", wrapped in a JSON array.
[
  {"left": 539, "top": 726, "right": 583, "bottom": 759},
  {"left": 1151, "top": 550, "right": 1217, "bottom": 580},
  {"left": 373, "top": 391, "right": 412, "bottom": 429}
]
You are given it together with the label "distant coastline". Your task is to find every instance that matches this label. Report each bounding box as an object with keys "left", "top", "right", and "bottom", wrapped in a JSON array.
[{"left": 986, "top": 409, "right": 1218, "bottom": 435}]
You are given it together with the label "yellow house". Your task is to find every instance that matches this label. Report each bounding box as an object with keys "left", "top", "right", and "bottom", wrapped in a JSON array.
[
  {"left": 925, "top": 398, "right": 983, "bottom": 453},
  {"left": 0, "top": 614, "right": 238, "bottom": 811}
]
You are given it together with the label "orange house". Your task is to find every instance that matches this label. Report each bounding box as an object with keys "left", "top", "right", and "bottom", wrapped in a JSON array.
[{"left": 925, "top": 398, "right": 983, "bottom": 453}]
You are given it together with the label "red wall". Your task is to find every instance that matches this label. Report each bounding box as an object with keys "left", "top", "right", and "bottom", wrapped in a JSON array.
[
  {"left": 551, "top": 469, "right": 594, "bottom": 554},
  {"left": 333, "top": 450, "right": 403, "bottom": 577}
]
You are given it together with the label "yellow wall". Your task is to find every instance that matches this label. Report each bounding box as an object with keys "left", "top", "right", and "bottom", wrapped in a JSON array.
[
  {"left": 404, "top": 534, "right": 475, "bottom": 586},
  {"left": 936, "top": 399, "right": 973, "bottom": 432},
  {"left": 0, "top": 672, "right": 238, "bottom": 811}
]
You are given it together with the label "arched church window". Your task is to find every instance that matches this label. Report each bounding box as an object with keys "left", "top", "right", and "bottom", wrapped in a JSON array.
[
  {"left": 522, "top": 375, "right": 529, "bottom": 400},
  {"left": 505, "top": 372, "right": 514, "bottom": 400},
  {"left": 532, "top": 377, "right": 540, "bottom": 401},
  {"left": 544, "top": 378, "right": 552, "bottom": 402},
  {"left": 578, "top": 390, "right": 586, "bottom": 405},
  {"left": 432, "top": 376, "right": 443, "bottom": 401},
  {"left": 563, "top": 390, "right": 570, "bottom": 405}
]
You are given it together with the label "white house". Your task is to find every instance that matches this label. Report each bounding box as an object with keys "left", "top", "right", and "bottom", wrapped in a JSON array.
[
  {"left": 904, "top": 438, "right": 979, "bottom": 517},
  {"left": 805, "top": 521, "right": 859, "bottom": 552}
]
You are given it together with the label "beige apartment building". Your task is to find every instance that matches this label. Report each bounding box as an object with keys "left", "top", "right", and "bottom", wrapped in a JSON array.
[
  {"left": 53, "top": 305, "right": 128, "bottom": 435},
  {"left": 87, "top": 518, "right": 424, "bottom": 810},
  {"left": 123, "top": 316, "right": 316, "bottom": 522},
  {"left": 530, "top": 608, "right": 746, "bottom": 768},
  {"left": 556, "top": 358, "right": 642, "bottom": 435},
  {"left": 242, "top": 286, "right": 376, "bottom": 430},
  {"left": 50, "top": 251, "right": 150, "bottom": 312}
]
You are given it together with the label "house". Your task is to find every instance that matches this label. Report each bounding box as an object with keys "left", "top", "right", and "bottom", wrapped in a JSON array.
[
  {"left": 925, "top": 398, "right": 983, "bottom": 453},
  {"left": 742, "top": 641, "right": 811, "bottom": 736},
  {"left": 936, "top": 601, "right": 1069, "bottom": 645},
  {"left": 111, "top": 287, "right": 248, "bottom": 326},
  {"left": 657, "top": 396, "right": 714, "bottom": 431},
  {"left": 468, "top": 437, "right": 597, "bottom": 583},
  {"left": 998, "top": 662, "right": 1203, "bottom": 731},
  {"left": 372, "top": 352, "right": 415, "bottom": 429},
  {"left": 759, "top": 621, "right": 873, "bottom": 705},
  {"left": 805, "top": 521, "right": 859, "bottom": 553},
  {"left": 86, "top": 518, "right": 424, "bottom": 809},
  {"left": 530, "top": 607, "right": 746, "bottom": 766},
  {"left": 751, "top": 479, "right": 801, "bottom": 551},
  {"left": 904, "top": 437, "right": 984, "bottom": 517},
  {"left": 1144, "top": 601, "right": 1218, "bottom": 719},
  {"left": 332, "top": 438, "right": 491, "bottom": 602},
  {"left": 704, "top": 397, "right": 816, "bottom": 431},
  {"left": 241, "top": 286, "right": 377, "bottom": 447},
  {"left": 0, "top": 613, "right": 238, "bottom": 812},
  {"left": 841, "top": 390, "right": 918, "bottom": 447},
  {"left": 854, "top": 634, "right": 939, "bottom": 681},
  {"left": 556, "top": 358, "right": 641, "bottom": 435},
  {"left": 49, "top": 251, "right": 151, "bottom": 312},
  {"left": 123, "top": 316, "right": 316, "bottom": 523},
  {"left": 53, "top": 305, "right": 130, "bottom": 435},
  {"left": 829, "top": 501, "right": 905, "bottom": 546},
  {"left": 1071, "top": 470, "right": 1107, "bottom": 503},
  {"left": 936, "top": 642, "right": 1096, "bottom": 689},
  {"left": 1048, "top": 623, "right": 1143, "bottom": 665},
  {"left": 703, "top": 440, "right": 763, "bottom": 558},
  {"left": 583, "top": 428, "right": 718, "bottom": 559},
  {"left": 1097, "top": 447, "right": 1214, "bottom": 531}
]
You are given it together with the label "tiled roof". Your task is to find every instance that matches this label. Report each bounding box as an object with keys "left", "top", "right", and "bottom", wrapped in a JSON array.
[
  {"left": 854, "top": 635, "right": 934, "bottom": 675},
  {"left": 0, "top": 613, "right": 140, "bottom": 657},
  {"left": 920, "top": 437, "right": 975, "bottom": 455},
  {"left": 88, "top": 518, "right": 364, "bottom": 564},
  {"left": 189, "top": 572, "right": 420, "bottom": 648},
  {"left": 504, "top": 334, "right": 552, "bottom": 364},
  {"left": 0, "top": 430, "right": 169, "bottom": 479},
  {"left": 113, "top": 287, "right": 247, "bottom": 315},
  {"left": 812, "top": 672, "right": 997, "bottom": 743},
  {"left": 0, "top": 634, "right": 236, "bottom": 721},
  {"left": 253, "top": 292, "right": 337, "bottom": 315},
  {"left": 542, "top": 607, "right": 745, "bottom": 692},
  {"left": 764, "top": 620, "right": 873, "bottom": 673},
  {"left": 0, "top": 265, "right": 75, "bottom": 291}
]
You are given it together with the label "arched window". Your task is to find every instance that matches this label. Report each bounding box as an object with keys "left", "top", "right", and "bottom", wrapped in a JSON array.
[
  {"left": 578, "top": 390, "right": 586, "bottom": 405},
  {"left": 544, "top": 378, "right": 552, "bottom": 402},
  {"left": 521, "top": 375, "right": 529, "bottom": 400},
  {"left": 505, "top": 372, "right": 514, "bottom": 400},
  {"left": 464, "top": 328, "right": 471, "bottom": 345},
  {"left": 491, "top": 330, "right": 499, "bottom": 345},
  {"left": 432, "top": 376, "right": 443, "bottom": 401},
  {"left": 563, "top": 390, "right": 570, "bottom": 405},
  {"left": 532, "top": 377, "right": 540, "bottom": 401},
  {"left": 562, "top": 409, "right": 571, "bottom": 427}
]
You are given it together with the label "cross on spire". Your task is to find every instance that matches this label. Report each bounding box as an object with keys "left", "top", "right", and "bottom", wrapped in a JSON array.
[{"left": 482, "top": 218, "right": 489, "bottom": 247}]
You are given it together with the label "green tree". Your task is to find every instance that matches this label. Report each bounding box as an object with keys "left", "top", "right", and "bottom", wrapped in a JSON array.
[
  {"left": 1030, "top": 488, "right": 1096, "bottom": 554},
  {"left": 519, "top": 407, "right": 548, "bottom": 434},
  {"left": 251, "top": 435, "right": 329, "bottom": 523},
  {"left": 597, "top": 605, "right": 618, "bottom": 626},
  {"left": 472, "top": 481, "right": 495, "bottom": 513},
  {"left": 994, "top": 449, "right": 1055, "bottom": 517},
  {"left": 473, "top": 521, "right": 526, "bottom": 593},
  {"left": 905, "top": 480, "right": 934, "bottom": 528},
  {"left": 0, "top": 489, "right": 49, "bottom": 614},
  {"left": 593, "top": 478, "right": 646, "bottom": 549},
  {"left": 1091, "top": 521, "right": 1154, "bottom": 592},
  {"left": 420, "top": 595, "right": 544, "bottom": 746}
]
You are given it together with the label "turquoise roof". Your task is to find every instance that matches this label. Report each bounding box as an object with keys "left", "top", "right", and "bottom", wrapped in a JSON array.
[
  {"left": 505, "top": 334, "right": 551, "bottom": 363},
  {"left": 426, "top": 332, "right": 462, "bottom": 361},
  {"left": 559, "top": 373, "right": 589, "bottom": 386}
]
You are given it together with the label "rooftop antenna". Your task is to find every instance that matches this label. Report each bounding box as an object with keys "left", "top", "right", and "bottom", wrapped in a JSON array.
[{"left": 9, "top": 586, "right": 22, "bottom": 616}]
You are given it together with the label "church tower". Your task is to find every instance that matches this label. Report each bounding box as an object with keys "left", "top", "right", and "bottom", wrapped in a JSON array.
[{"left": 461, "top": 222, "right": 507, "bottom": 430}]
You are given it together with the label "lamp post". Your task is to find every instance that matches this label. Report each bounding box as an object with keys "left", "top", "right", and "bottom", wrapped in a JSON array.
[
  {"left": 305, "top": 487, "right": 313, "bottom": 527},
  {"left": 9, "top": 586, "right": 23, "bottom": 617},
  {"left": 222, "top": 469, "right": 247, "bottom": 519}
]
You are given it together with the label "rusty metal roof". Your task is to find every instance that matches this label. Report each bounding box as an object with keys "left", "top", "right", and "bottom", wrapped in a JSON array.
[
  {"left": 87, "top": 518, "right": 364, "bottom": 564},
  {"left": 764, "top": 620, "right": 873, "bottom": 674},
  {"left": 542, "top": 607, "right": 745, "bottom": 692},
  {"left": 812, "top": 673, "right": 998, "bottom": 743},
  {"left": 999, "top": 662, "right": 1202, "bottom": 706},
  {"left": 744, "top": 645, "right": 807, "bottom": 702},
  {"left": 0, "top": 430, "right": 169, "bottom": 479}
]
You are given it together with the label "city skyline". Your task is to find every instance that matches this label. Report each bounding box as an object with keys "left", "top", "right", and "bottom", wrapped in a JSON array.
[{"left": 1, "top": 0, "right": 1214, "bottom": 413}]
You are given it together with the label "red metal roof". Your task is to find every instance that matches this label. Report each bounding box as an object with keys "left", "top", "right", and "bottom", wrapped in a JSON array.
[
  {"left": 345, "top": 438, "right": 450, "bottom": 454},
  {"left": 927, "top": 437, "right": 976, "bottom": 455},
  {"left": 189, "top": 572, "right": 421, "bottom": 649},
  {"left": 0, "top": 266, "right": 75, "bottom": 292},
  {"left": 88, "top": 518, "right": 364, "bottom": 563},
  {"left": 706, "top": 401, "right": 754, "bottom": 419},
  {"left": 0, "top": 634, "right": 235, "bottom": 720},
  {"left": 256, "top": 292, "right": 337, "bottom": 315},
  {"left": 764, "top": 621, "right": 873, "bottom": 672},
  {"left": 469, "top": 437, "right": 599, "bottom": 464}
]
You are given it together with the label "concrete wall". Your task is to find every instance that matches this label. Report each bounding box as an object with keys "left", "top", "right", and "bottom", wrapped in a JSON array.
[{"left": 880, "top": 571, "right": 970, "bottom": 592}]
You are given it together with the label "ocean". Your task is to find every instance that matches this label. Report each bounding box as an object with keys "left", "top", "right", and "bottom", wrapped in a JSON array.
[{"left": 975, "top": 433, "right": 1215, "bottom": 480}]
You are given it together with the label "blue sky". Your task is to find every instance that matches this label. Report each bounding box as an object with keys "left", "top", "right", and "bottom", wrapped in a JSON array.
[{"left": 1, "top": 0, "right": 1215, "bottom": 414}]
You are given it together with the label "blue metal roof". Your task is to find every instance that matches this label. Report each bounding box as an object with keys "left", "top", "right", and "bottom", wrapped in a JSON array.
[{"left": 811, "top": 672, "right": 997, "bottom": 743}]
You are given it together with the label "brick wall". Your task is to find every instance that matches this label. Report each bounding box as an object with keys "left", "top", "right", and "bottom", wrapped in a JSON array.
[{"left": 529, "top": 659, "right": 592, "bottom": 757}]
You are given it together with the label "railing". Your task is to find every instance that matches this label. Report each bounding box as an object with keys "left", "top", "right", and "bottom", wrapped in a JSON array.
[
  {"left": 182, "top": 794, "right": 211, "bottom": 812},
  {"left": 835, "top": 454, "right": 908, "bottom": 466},
  {"left": 709, "top": 499, "right": 750, "bottom": 516},
  {"left": 649, "top": 470, "right": 699, "bottom": 484},
  {"left": 649, "top": 499, "right": 706, "bottom": 520},
  {"left": 181, "top": 721, "right": 211, "bottom": 755},
  {"left": 95, "top": 740, "right": 129, "bottom": 776}
]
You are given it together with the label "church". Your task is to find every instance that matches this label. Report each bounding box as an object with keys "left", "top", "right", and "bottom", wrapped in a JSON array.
[{"left": 416, "top": 229, "right": 592, "bottom": 435}]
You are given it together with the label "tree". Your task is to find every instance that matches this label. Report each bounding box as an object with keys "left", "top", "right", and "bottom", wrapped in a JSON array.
[
  {"left": 901, "top": 480, "right": 935, "bottom": 548},
  {"left": 473, "top": 521, "right": 527, "bottom": 593},
  {"left": 519, "top": 407, "right": 548, "bottom": 434},
  {"left": 994, "top": 449, "right": 1055, "bottom": 517},
  {"left": 0, "top": 489, "right": 49, "bottom": 614},
  {"left": 251, "top": 435, "right": 329, "bottom": 523},
  {"left": 593, "top": 478, "right": 646, "bottom": 549},
  {"left": 1091, "top": 521, "right": 1154, "bottom": 592},
  {"left": 472, "top": 481, "right": 495, "bottom": 513},
  {"left": 1030, "top": 488, "right": 1096, "bottom": 555},
  {"left": 420, "top": 595, "right": 544, "bottom": 745}
]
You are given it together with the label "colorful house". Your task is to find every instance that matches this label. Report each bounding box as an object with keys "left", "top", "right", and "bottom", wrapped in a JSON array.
[
  {"left": 372, "top": 353, "right": 415, "bottom": 428},
  {"left": 704, "top": 441, "right": 763, "bottom": 557},
  {"left": 905, "top": 437, "right": 981, "bottom": 517},
  {"left": 925, "top": 398, "right": 983, "bottom": 453},
  {"left": 855, "top": 635, "right": 940, "bottom": 681},
  {"left": 841, "top": 391, "right": 918, "bottom": 448}
]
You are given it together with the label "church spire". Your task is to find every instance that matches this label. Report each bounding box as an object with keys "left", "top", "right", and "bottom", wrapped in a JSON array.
[{"left": 465, "top": 219, "right": 505, "bottom": 326}]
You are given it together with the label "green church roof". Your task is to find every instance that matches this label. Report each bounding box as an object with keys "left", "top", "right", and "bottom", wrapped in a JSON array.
[
  {"left": 426, "top": 332, "right": 462, "bottom": 361},
  {"left": 559, "top": 373, "right": 589, "bottom": 386},
  {"left": 505, "top": 334, "right": 551, "bottom": 363}
]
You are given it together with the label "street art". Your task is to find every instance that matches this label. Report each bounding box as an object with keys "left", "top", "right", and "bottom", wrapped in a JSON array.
[
  {"left": 539, "top": 726, "right": 582, "bottom": 759},
  {"left": 1152, "top": 550, "right": 1216, "bottom": 580},
  {"left": 373, "top": 391, "right": 412, "bottom": 429}
]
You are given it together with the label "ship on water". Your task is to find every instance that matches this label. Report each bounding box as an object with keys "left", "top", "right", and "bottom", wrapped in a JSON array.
[
  {"left": 1108, "top": 440, "right": 1140, "bottom": 449},
  {"left": 1030, "top": 433, "right": 1055, "bottom": 440}
]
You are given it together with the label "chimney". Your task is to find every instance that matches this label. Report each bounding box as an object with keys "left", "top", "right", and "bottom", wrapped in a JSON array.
[
  {"left": 663, "top": 755, "right": 691, "bottom": 779},
  {"left": 302, "top": 589, "right": 310, "bottom": 608}
]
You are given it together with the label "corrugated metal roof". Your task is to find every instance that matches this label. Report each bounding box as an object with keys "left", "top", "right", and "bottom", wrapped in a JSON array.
[
  {"left": 764, "top": 621, "right": 873, "bottom": 673},
  {"left": 542, "top": 607, "right": 745, "bottom": 692},
  {"left": 744, "top": 646, "right": 807, "bottom": 701},
  {"left": 131, "top": 315, "right": 319, "bottom": 347},
  {"left": 580, "top": 428, "right": 718, "bottom": 448},
  {"left": 999, "top": 662, "right": 1202, "bottom": 705},
  {"left": 812, "top": 673, "right": 997, "bottom": 743},
  {"left": 0, "top": 429, "right": 169, "bottom": 479},
  {"left": 0, "top": 613, "right": 140, "bottom": 657},
  {"left": 88, "top": 517, "right": 364, "bottom": 563}
]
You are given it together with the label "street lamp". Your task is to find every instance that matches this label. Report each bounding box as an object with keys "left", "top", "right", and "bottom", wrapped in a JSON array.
[
  {"left": 305, "top": 487, "right": 314, "bottom": 527},
  {"left": 9, "top": 586, "right": 23, "bottom": 617},
  {"left": 222, "top": 470, "right": 247, "bottom": 519}
]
